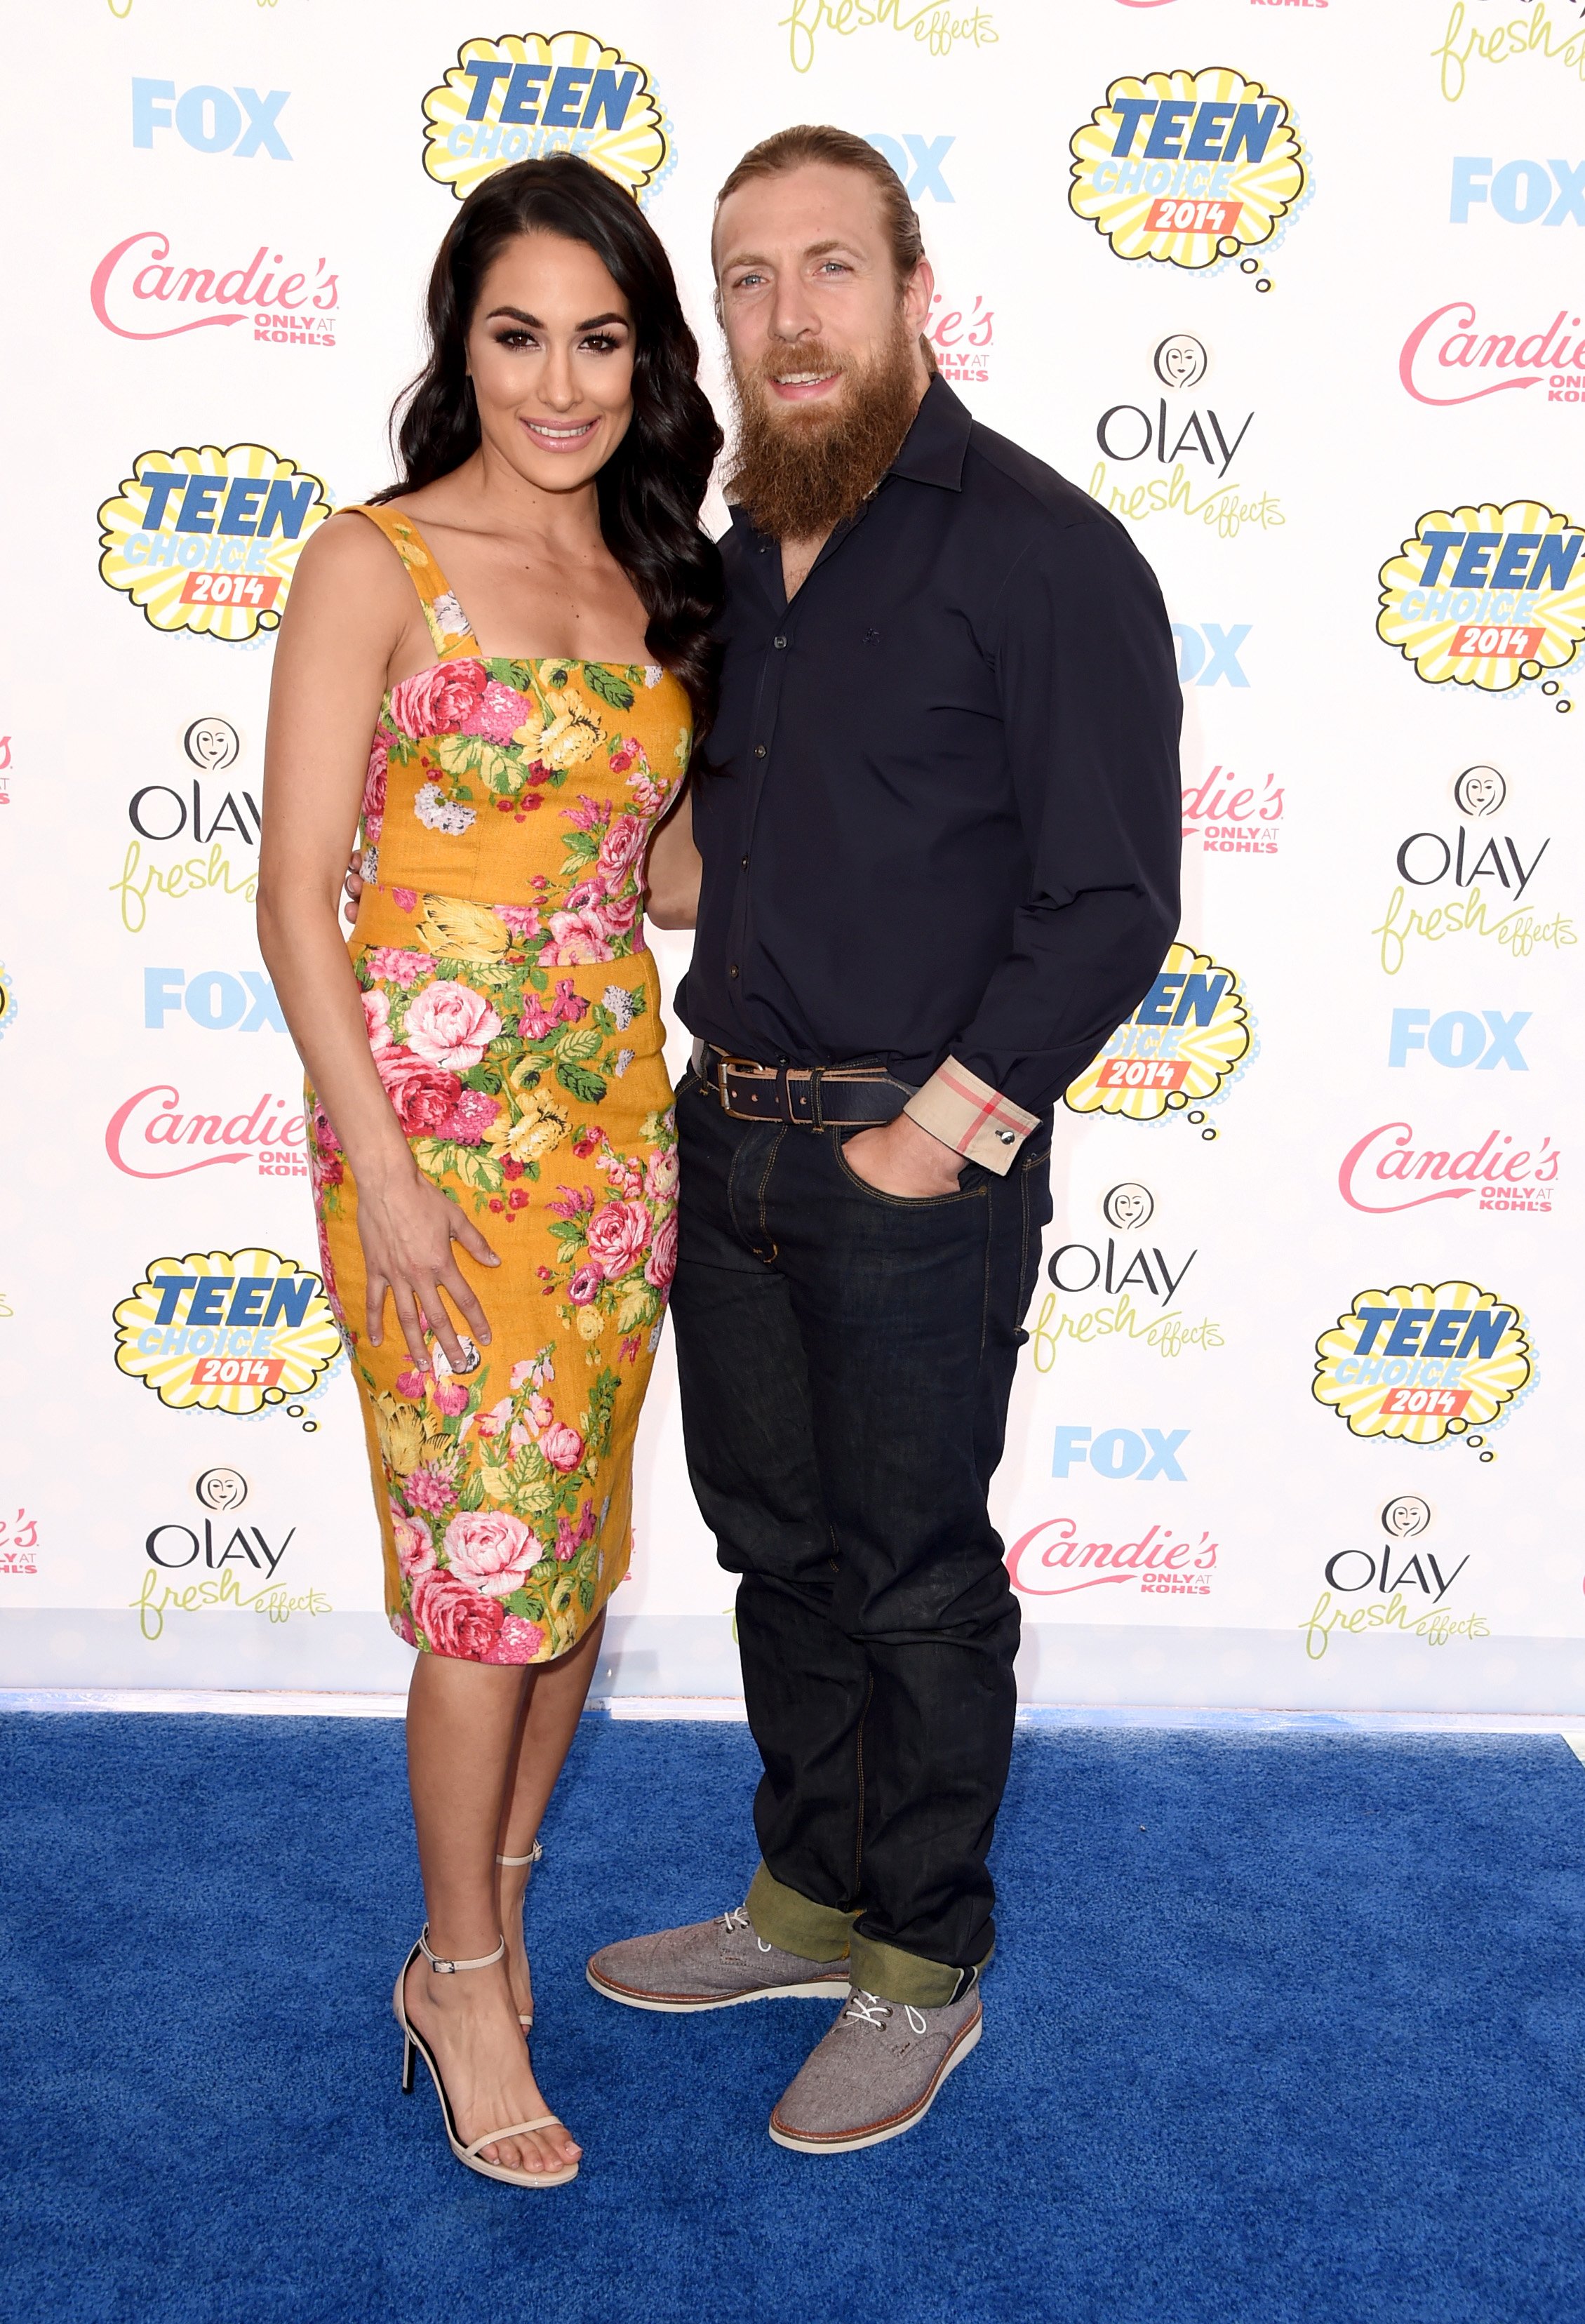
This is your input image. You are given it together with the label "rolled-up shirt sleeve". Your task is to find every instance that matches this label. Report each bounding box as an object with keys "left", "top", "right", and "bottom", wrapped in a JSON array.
[{"left": 910, "top": 512, "right": 1182, "bottom": 1157}]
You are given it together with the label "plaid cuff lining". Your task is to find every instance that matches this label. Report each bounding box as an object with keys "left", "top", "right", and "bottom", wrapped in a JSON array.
[{"left": 903, "top": 1058, "right": 1038, "bottom": 1176}]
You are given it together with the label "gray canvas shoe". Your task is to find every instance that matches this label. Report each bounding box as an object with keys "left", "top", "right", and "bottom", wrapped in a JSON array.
[
  {"left": 768, "top": 1986, "right": 984, "bottom": 2153},
  {"left": 587, "top": 1906, "right": 851, "bottom": 2012}
]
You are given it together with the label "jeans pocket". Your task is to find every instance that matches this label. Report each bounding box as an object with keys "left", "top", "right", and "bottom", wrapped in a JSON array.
[{"left": 831, "top": 1128, "right": 981, "bottom": 1208}]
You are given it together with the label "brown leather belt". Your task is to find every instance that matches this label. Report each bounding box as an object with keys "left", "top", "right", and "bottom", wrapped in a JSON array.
[{"left": 693, "top": 1043, "right": 916, "bottom": 1128}]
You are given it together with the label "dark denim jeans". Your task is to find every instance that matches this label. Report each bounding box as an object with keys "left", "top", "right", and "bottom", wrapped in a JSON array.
[{"left": 669, "top": 1069, "right": 1053, "bottom": 1979}]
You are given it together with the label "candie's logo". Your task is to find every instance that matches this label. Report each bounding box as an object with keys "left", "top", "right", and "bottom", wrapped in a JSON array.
[
  {"left": 114, "top": 1248, "right": 342, "bottom": 1415},
  {"left": 106, "top": 1088, "right": 309, "bottom": 1181},
  {"left": 1377, "top": 502, "right": 1585, "bottom": 691},
  {"left": 1313, "top": 1281, "right": 1532, "bottom": 1445},
  {"left": 98, "top": 445, "right": 332, "bottom": 639},
  {"left": 1338, "top": 1123, "right": 1558, "bottom": 1215},
  {"left": 1064, "top": 941, "right": 1251, "bottom": 1121},
  {"left": 1069, "top": 68, "right": 1305, "bottom": 269},
  {"left": 1007, "top": 1517, "right": 1217, "bottom": 1601},
  {"left": 91, "top": 233, "right": 338, "bottom": 347},
  {"left": 1399, "top": 302, "right": 1585, "bottom": 407},
  {"left": 927, "top": 290, "right": 994, "bottom": 385},
  {"left": 422, "top": 32, "right": 671, "bottom": 205}
]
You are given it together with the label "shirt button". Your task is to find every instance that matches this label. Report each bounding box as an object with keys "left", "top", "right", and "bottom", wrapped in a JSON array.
[
  {"left": 773, "top": 636, "right": 787, "bottom": 650},
  {"left": 741, "top": 855, "right": 749, "bottom": 869},
  {"left": 729, "top": 965, "right": 740, "bottom": 979},
  {"left": 996, "top": 1129, "right": 1016, "bottom": 1144},
  {"left": 754, "top": 744, "right": 767, "bottom": 759}
]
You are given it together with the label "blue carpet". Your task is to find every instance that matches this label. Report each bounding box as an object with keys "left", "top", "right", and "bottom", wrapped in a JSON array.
[{"left": 1, "top": 1714, "right": 1582, "bottom": 2324}]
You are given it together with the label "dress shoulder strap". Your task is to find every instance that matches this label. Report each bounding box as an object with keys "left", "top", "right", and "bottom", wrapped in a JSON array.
[{"left": 345, "top": 504, "right": 483, "bottom": 662}]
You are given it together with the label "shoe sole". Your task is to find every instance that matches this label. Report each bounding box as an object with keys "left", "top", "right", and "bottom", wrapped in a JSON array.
[
  {"left": 586, "top": 1963, "right": 850, "bottom": 2013},
  {"left": 766, "top": 2008, "right": 983, "bottom": 2154}
]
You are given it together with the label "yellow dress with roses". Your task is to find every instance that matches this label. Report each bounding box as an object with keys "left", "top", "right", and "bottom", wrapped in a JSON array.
[{"left": 307, "top": 506, "right": 686, "bottom": 1665}]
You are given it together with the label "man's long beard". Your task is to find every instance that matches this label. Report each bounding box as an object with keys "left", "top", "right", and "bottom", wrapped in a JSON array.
[{"left": 725, "top": 319, "right": 921, "bottom": 542}]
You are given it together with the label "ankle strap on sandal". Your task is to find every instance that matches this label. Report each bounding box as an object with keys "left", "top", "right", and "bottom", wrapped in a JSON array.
[
  {"left": 495, "top": 1839, "right": 544, "bottom": 1869},
  {"left": 418, "top": 1924, "right": 505, "bottom": 1975}
]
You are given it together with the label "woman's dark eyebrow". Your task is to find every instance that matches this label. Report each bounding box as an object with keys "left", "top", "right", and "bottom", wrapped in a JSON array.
[{"left": 483, "top": 306, "right": 629, "bottom": 330}]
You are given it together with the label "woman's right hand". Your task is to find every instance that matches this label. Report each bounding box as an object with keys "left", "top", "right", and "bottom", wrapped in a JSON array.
[{"left": 356, "top": 1165, "right": 500, "bottom": 1372}]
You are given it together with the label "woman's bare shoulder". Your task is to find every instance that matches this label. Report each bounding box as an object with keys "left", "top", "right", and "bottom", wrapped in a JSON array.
[
  {"left": 295, "top": 507, "right": 409, "bottom": 585},
  {"left": 283, "top": 508, "right": 416, "bottom": 636}
]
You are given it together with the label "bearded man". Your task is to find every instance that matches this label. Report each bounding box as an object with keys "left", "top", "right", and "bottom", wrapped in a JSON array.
[{"left": 582, "top": 125, "right": 1183, "bottom": 2153}]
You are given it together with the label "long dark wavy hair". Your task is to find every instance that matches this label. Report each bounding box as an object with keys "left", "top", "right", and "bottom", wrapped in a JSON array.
[{"left": 373, "top": 157, "right": 723, "bottom": 737}]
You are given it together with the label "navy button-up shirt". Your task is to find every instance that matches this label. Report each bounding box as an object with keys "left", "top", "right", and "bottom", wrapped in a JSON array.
[{"left": 676, "top": 377, "right": 1182, "bottom": 1120}]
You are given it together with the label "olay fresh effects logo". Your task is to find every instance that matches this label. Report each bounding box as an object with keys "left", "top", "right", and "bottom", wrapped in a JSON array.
[
  {"left": 114, "top": 1249, "right": 342, "bottom": 1416},
  {"left": 1312, "top": 1281, "right": 1532, "bottom": 1445},
  {"left": 1300, "top": 1495, "right": 1487, "bottom": 1664},
  {"left": 1372, "top": 763, "right": 1574, "bottom": 975},
  {"left": 422, "top": 32, "right": 671, "bottom": 205},
  {"left": 1400, "top": 303, "right": 1585, "bottom": 406},
  {"left": 1088, "top": 334, "right": 1282, "bottom": 540},
  {"left": 1069, "top": 68, "right": 1306, "bottom": 270},
  {"left": 92, "top": 234, "right": 337, "bottom": 347},
  {"left": 132, "top": 81, "right": 290, "bottom": 159},
  {"left": 1029, "top": 1179, "right": 1224, "bottom": 1365},
  {"left": 134, "top": 1469, "right": 328, "bottom": 1641},
  {"left": 1064, "top": 941, "right": 1252, "bottom": 1123},
  {"left": 114, "top": 725, "right": 261, "bottom": 935},
  {"left": 1339, "top": 1124, "right": 1558, "bottom": 1216},
  {"left": 98, "top": 445, "right": 332, "bottom": 639},
  {"left": 1182, "top": 765, "right": 1283, "bottom": 854},
  {"left": 1377, "top": 502, "right": 1585, "bottom": 694},
  {"left": 106, "top": 1089, "right": 308, "bottom": 1181}
]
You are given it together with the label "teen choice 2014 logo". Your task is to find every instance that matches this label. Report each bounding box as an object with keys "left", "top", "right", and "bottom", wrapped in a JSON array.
[
  {"left": 114, "top": 1248, "right": 344, "bottom": 1416},
  {"left": 1064, "top": 942, "right": 1251, "bottom": 1122},
  {"left": 1377, "top": 502, "right": 1585, "bottom": 694},
  {"left": 1313, "top": 1281, "right": 1532, "bottom": 1447},
  {"left": 1069, "top": 67, "right": 1306, "bottom": 270},
  {"left": 98, "top": 446, "right": 333, "bottom": 641},
  {"left": 422, "top": 30, "right": 672, "bottom": 205}
]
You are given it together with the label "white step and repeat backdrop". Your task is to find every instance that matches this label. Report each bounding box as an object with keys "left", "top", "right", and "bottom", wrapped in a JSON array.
[{"left": 1, "top": 0, "right": 1581, "bottom": 1708}]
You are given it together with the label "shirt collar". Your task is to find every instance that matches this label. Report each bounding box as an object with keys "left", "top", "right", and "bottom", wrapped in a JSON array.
[{"left": 887, "top": 373, "right": 972, "bottom": 491}]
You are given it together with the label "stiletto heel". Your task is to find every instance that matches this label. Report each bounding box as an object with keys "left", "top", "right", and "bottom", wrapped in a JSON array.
[
  {"left": 497, "top": 1839, "right": 543, "bottom": 2031},
  {"left": 401, "top": 2033, "right": 416, "bottom": 2095},
  {"left": 392, "top": 1927, "right": 577, "bottom": 2189}
]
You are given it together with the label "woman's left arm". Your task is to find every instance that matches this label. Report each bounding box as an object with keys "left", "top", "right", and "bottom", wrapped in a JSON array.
[{"left": 643, "top": 789, "right": 701, "bottom": 929}]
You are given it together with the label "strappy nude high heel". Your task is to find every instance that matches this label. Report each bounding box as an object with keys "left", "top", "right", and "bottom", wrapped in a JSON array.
[
  {"left": 497, "top": 1838, "right": 542, "bottom": 2032},
  {"left": 394, "top": 1925, "right": 578, "bottom": 2189}
]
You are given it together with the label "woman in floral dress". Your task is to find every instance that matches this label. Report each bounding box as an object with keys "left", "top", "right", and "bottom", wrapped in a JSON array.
[{"left": 258, "top": 159, "right": 719, "bottom": 2186}]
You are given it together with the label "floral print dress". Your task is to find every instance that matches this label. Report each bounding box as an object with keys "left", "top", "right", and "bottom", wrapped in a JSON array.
[{"left": 308, "top": 505, "right": 688, "bottom": 1664}]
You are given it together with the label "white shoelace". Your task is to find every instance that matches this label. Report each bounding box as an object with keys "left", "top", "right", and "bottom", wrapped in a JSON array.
[
  {"left": 844, "top": 1989, "right": 928, "bottom": 2035},
  {"left": 721, "top": 1904, "right": 772, "bottom": 1954}
]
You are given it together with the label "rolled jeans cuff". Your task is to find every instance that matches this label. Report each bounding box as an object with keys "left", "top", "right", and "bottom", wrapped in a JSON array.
[
  {"left": 748, "top": 1863, "right": 991, "bottom": 2005},
  {"left": 746, "top": 1862, "right": 857, "bottom": 1961},
  {"left": 848, "top": 1932, "right": 991, "bottom": 2010}
]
